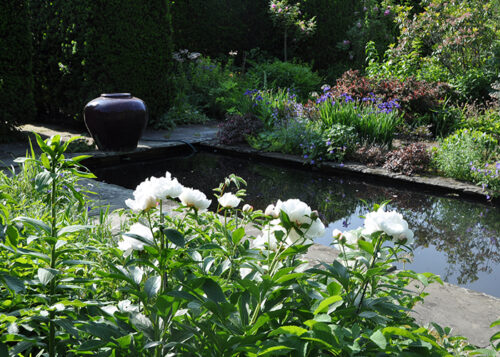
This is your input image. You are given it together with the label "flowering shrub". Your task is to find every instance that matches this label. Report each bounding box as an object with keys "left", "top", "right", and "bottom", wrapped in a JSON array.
[
  {"left": 312, "top": 90, "right": 402, "bottom": 145},
  {"left": 1, "top": 136, "right": 497, "bottom": 355},
  {"left": 383, "top": 142, "right": 432, "bottom": 176},
  {"left": 217, "top": 113, "right": 264, "bottom": 145},
  {"left": 331, "top": 69, "right": 452, "bottom": 125},
  {"left": 432, "top": 129, "right": 500, "bottom": 197},
  {"left": 367, "top": 0, "right": 500, "bottom": 102}
]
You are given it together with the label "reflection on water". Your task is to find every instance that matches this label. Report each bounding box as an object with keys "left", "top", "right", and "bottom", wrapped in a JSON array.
[{"left": 93, "top": 152, "right": 500, "bottom": 297}]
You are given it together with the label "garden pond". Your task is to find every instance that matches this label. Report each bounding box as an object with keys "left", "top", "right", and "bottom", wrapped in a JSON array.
[{"left": 92, "top": 151, "right": 500, "bottom": 297}]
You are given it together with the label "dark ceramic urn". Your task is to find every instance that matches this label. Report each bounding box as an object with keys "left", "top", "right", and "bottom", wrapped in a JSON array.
[{"left": 84, "top": 93, "right": 148, "bottom": 151}]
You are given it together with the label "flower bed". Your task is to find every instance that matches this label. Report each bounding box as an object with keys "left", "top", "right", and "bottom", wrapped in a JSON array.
[{"left": 0, "top": 134, "right": 498, "bottom": 355}]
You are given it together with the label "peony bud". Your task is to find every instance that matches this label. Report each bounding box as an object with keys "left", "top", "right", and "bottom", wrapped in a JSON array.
[{"left": 242, "top": 204, "right": 253, "bottom": 213}]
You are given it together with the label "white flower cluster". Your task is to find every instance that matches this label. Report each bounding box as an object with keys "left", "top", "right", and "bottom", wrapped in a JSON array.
[
  {"left": 125, "top": 172, "right": 183, "bottom": 212},
  {"left": 255, "top": 199, "right": 325, "bottom": 250},
  {"left": 333, "top": 206, "right": 414, "bottom": 247}
]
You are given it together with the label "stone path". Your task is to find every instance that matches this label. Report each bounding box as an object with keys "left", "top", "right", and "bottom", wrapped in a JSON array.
[{"left": 1, "top": 123, "right": 499, "bottom": 347}]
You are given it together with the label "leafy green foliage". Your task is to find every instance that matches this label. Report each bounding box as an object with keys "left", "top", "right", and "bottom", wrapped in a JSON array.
[
  {"left": 29, "top": 0, "right": 172, "bottom": 124},
  {"left": 366, "top": 0, "right": 500, "bottom": 102},
  {"left": 0, "top": 132, "right": 492, "bottom": 356},
  {"left": 247, "top": 60, "right": 322, "bottom": 101},
  {"left": 432, "top": 129, "right": 500, "bottom": 196},
  {"left": 0, "top": 0, "right": 35, "bottom": 140}
]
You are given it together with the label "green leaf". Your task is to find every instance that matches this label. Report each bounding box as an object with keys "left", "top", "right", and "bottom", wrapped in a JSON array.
[
  {"left": 6, "top": 225, "right": 19, "bottom": 247},
  {"left": 78, "top": 340, "right": 108, "bottom": 351},
  {"left": 382, "top": 327, "right": 416, "bottom": 340},
  {"left": 357, "top": 239, "right": 374, "bottom": 254},
  {"left": 12, "top": 246, "right": 50, "bottom": 262},
  {"left": 0, "top": 273, "right": 25, "bottom": 293},
  {"left": 54, "top": 319, "right": 80, "bottom": 338},
  {"left": 323, "top": 261, "right": 350, "bottom": 289},
  {"left": 232, "top": 227, "right": 246, "bottom": 245},
  {"left": 38, "top": 267, "right": 59, "bottom": 285},
  {"left": 470, "top": 348, "right": 496, "bottom": 356},
  {"left": 202, "top": 278, "right": 227, "bottom": 303},
  {"left": 314, "top": 295, "right": 342, "bottom": 315},
  {"left": 238, "top": 291, "right": 250, "bottom": 326},
  {"left": 123, "top": 232, "right": 154, "bottom": 247},
  {"left": 275, "top": 272, "right": 304, "bottom": 284},
  {"left": 34, "top": 133, "right": 53, "bottom": 156},
  {"left": 279, "top": 210, "right": 292, "bottom": 230},
  {"left": 258, "top": 345, "right": 293, "bottom": 356},
  {"left": 35, "top": 171, "right": 52, "bottom": 192},
  {"left": 490, "top": 319, "right": 500, "bottom": 328},
  {"left": 248, "top": 314, "right": 270, "bottom": 335},
  {"left": 327, "top": 281, "right": 342, "bottom": 296},
  {"left": 14, "top": 216, "right": 51, "bottom": 234},
  {"left": 57, "top": 224, "right": 92, "bottom": 237},
  {"left": 163, "top": 228, "right": 185, "bottom": 247},
  {"left": 145, "top": 276, "right": 161, "bottom": 299},
  {"left": 69, "top": 154, "right": 92, "bottom": 162},
  {"left": 269, "top": 325, "right": 308, "bottom": 337},
  {"left": 370, "top": 330, "right": 387, "bottom": 349}
]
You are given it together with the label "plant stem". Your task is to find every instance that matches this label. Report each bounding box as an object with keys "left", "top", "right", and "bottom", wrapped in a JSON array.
[
  {"left": 356, "top": 236, "right": 383, "bottom": 314},
  {"left": 48, "top": 165, "right": 57, "bottom": 357}
]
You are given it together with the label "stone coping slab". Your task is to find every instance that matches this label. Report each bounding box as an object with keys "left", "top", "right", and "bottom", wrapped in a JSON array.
[
  {"left": 84, "top": 178, "right": 499, "bottom": 348},
  {"left": 198, "top": 141, "right": 497, "bottom": 204}
]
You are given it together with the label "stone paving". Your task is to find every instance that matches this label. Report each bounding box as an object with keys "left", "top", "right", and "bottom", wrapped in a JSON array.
[{"left": 1, "top": 123, "right": 499, "bottom": 347}]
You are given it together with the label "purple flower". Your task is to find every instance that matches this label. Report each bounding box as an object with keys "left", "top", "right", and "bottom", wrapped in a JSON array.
[
  {"left": 326, "top": 141, "right": 331, "bottom": 146},
  {"left": 340, "top": 163, "right": 344, "bottom": 167},
  {"left": 384, "top": 9, "right": 390, "bottom": 16},
  {"left": 311, "top": 160, "right": 315, "bottom": 164},
  {"left": 343, "top": 39, "right": 350, "bottom": 46},
  {"left": 496, "top": 162, "right": 500, "bottom": 169},
  {"left": 304, "top": 155, "right": 308, "bottom": 159}
]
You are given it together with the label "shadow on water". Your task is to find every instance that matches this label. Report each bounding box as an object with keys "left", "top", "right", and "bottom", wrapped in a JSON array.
[{"left": 92, "top": 151, "right": 500, "bottom": 297}]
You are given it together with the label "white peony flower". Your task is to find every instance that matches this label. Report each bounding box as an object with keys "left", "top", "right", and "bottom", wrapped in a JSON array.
[
  {"left": 264, "top": 203, "right": 279, "bottom": 218},
  {"left": 179, "top": 187, "right": 211, "bottom": 211},
  {"left": 278, "top": 199, "right": 325, "bottom": 240},
  {"left": 242, "top": 204, "right": 253, "bottom": 213},
  {"left": 280, "top": 199, "right": 312, "bottom": 225},
  {"left": 218, "top": 192, "right": 241, "bottom": 208},
  {"left": 125, "top": 180, "right": 156, "bottom": 212},
  {"left": 154, "top": 172, "right": 184, "bottom": 199},
  {"left": 125, "top": 172, "right": 184, "bottom": 212},
  {"left": 362, "top": 207, "right": 414, "bottom": 243},
  {"left": 118, "top": 223, "right": 154, "bottom": 257}
]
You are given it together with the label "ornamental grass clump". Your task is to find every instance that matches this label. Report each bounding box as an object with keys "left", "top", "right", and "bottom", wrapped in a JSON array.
[{"left": 1, "top": 136, "right": 498, "bottom": 355}]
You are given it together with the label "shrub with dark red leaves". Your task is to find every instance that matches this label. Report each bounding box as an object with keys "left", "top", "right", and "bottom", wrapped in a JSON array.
[
  {"left": 349, "top": 145, "right": 388, "bottom": 168},
  {"left": 383, "top": 142, "right": 431, "bottom": 176},
  {"left": 217, "top": 113, "right": 264, "bottom": 145},
  {"left": 330, "top": 70, "right": 453, "bottom": 123}
]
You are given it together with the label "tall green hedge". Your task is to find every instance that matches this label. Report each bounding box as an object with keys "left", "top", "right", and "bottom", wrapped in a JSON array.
[
  {"left": 0, "top": 0, "right": 35, "bottom": 139},
  {"left": 85, "top": 0, "right": 173, "bottom": 125},
  {"left": 29, "top": 0, "right": 173, "bottom": 125}
]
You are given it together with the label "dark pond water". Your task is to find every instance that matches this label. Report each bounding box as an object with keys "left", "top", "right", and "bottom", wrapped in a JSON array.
[{"left": 92, "top": 151, "right": 500, "bottom": 297}]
